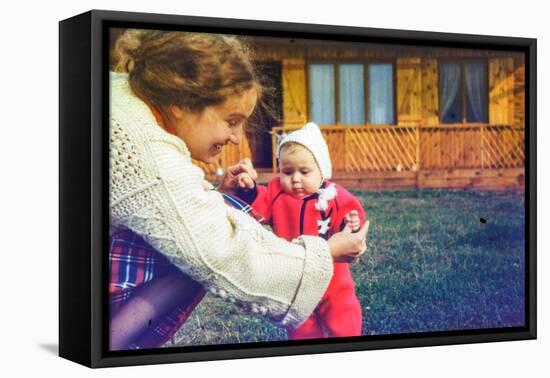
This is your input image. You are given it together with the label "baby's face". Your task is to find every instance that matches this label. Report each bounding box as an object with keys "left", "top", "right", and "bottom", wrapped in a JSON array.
[{"left": 278, "top": 144, "right": 323, "bottom": 200}]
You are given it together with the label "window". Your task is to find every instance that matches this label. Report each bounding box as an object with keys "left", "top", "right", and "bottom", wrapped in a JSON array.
[
  {"left": 308, "top": 64, "right": 335, "bottom": 124},
  {"left": 439, "top": 61, "right": 488, "bottom": 124},
  {"left": 308, "top": 62, "right": 394, "bottom": 125},
  {"left": 339, "top": 64, "right": 365, "bottom": 124},
  {"left": 368, "top": 64, "right": 394, "bottom": 124}
]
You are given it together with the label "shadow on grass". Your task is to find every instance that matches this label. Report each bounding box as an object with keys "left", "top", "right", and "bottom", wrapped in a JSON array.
[{"left": 455, "top": 221, "right": 525, "bottom": 251}]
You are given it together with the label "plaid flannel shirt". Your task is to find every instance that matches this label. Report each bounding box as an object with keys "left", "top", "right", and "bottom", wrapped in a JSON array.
[{"left": 109, "top": 192, "right": 264, "bottom": 349}]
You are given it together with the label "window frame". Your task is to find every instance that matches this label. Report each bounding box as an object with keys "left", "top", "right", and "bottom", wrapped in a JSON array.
[
  {"left": 438, "top": 58, "right": 489, "bottom": 124},
  {"left": 306, "top": 59, "right": 397, "bottom": 126}
]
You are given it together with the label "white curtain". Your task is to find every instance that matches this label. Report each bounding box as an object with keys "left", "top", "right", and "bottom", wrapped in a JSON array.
[
  {"left": 464, "top": 62, "right": 487, "bottom": 123},
  {"left": 440, "top": 63, "right": 461, "bottom": 123},
  {"left": 368, "top": 64, "right": 394, "bottom": 124},
  {"left": 339, "top": 64, "right": 365, "bottom": 125},
  {"left": 309, "top": 64, "right": 335, "bottom": 124}
]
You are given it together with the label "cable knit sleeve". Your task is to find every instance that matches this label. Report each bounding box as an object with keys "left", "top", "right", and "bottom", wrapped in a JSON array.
[{"left": 108, "top": 73, "right": 333, "bottom": 328}]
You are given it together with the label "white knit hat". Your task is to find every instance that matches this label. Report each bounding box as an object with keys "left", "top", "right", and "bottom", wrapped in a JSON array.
[{"left": 276, "top": 122, "right": 332, "bottom": 179}]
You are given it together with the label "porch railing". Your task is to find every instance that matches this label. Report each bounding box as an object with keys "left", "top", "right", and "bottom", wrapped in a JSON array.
[
  {"left": 196, "top": 124, "right": 524, "bottom": 176},
  {"left": 271, "top": 124, "right": 525, "bottom": 174}
]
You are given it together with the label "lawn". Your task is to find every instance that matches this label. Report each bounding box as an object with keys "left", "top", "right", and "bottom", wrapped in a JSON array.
[{"left": 171, "top": 189, "right": 525, "bottom": 346}]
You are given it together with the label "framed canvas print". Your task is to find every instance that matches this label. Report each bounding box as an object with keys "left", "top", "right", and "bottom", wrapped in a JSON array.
[{"left": 59, "top": 9, "right": 536, "bottom": 368}]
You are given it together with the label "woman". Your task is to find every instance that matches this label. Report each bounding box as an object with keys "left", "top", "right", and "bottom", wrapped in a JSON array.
[{"left": 109, "top": 30, "right": 369, "bottom": 350}]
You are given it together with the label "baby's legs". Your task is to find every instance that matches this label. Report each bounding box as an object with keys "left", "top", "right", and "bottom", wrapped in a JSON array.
[
  {"left": 287, "top": 313, "right": 326, "bottom": 340},
  {"left": 317, "top": 292, "right": 362, "bottom": 337},
  {"left": 316, "top": 263, "right": 363, "bottom": 337}
]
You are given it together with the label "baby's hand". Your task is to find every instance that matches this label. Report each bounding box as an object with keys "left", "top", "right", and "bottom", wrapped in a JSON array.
[{"left": 343, "top": 210, "right": 360, "bottom": 232}]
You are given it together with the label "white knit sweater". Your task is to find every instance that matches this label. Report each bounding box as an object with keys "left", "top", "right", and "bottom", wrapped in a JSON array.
[{"left": 109, "top": 72, "right": 333, "bottom": 327}]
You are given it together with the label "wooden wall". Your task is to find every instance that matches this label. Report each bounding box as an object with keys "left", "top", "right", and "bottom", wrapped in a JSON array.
[
  {"left": 276, "top": 57, "right": 524, "bottom": 127},
  {"left": 333, "top": 168, "right": 524, "bottom": 192},
  {"left": 254, "top": 41, "right": 525, "bottom": 126},
  {"left": 250, "top": 37, "right": 522, "bottom": 60}
]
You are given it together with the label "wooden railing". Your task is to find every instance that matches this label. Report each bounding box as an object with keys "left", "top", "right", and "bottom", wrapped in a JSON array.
[
  {"left": 196, "top": 124, "right": 524, "bottom": 176},
  {"left": 271, "top": 124, "right": 525, "bottom": 173}
]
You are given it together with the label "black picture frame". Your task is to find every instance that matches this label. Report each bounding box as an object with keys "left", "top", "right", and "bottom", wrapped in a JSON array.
[{"left": 59, "top": 9, "right": 536, "bottom": 368}]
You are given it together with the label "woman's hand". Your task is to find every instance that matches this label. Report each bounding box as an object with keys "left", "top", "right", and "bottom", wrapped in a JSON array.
[
  {"left": 217, "top": 158, "right": 257, "bottom": 195},
  {"left": 327, "top": 220, "right": 370, "bottom": 263}
]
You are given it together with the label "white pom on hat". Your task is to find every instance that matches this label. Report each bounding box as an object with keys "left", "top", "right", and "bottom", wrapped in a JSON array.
[{"left": 276, "top": 122, "right": 332, "bottom": 179}]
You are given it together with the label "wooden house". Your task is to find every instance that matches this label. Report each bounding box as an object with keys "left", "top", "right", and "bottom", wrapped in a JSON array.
[{"left": 203, "top": 36, "right": 525, "bottom": 191}]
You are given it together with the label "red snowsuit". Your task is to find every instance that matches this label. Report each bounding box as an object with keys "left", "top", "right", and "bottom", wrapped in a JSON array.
[{"left": 241, "top": 178, "right": 365, "bottom": 339}]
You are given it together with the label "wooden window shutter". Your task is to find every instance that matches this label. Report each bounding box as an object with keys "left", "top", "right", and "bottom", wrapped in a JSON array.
[
  {"left": 513, "top": 59, "right": 525, "bottom": 129},
  {"left": 489, "top": 57, "right": 515, "bottom": 125},
  {"left": 396, "top": 58, "right": 422, "bottom": 125},
  {"left": 282, "top": 58, "right": 308, "bottom": 126},
  {"left": 421, "top": 58, "right": 439, "bottom": 126}
]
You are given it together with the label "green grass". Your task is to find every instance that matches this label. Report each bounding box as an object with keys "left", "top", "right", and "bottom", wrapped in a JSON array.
[{"left": 171, "top": 189, "right": 525, "bottom": 347}]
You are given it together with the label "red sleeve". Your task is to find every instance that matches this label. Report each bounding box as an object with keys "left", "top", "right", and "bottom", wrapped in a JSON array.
[
  {"left": 250, "top": 183, "right": 272, "bottom": 223},
  {"left": 332, "top": 185, "right": 366, "bottom": 233},
  {"left": 235, "top": 178, "right": 279, "bottom": 224}
]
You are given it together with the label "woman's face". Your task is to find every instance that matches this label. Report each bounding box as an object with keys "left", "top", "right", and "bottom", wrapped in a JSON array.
[{"left": 168, "top": 88, "right": 258, "bottom": 164}]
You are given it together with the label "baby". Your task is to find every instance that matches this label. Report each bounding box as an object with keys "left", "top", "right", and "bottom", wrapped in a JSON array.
[{"left": 236, "top": 122, "right": 367, "bottom": 339}]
